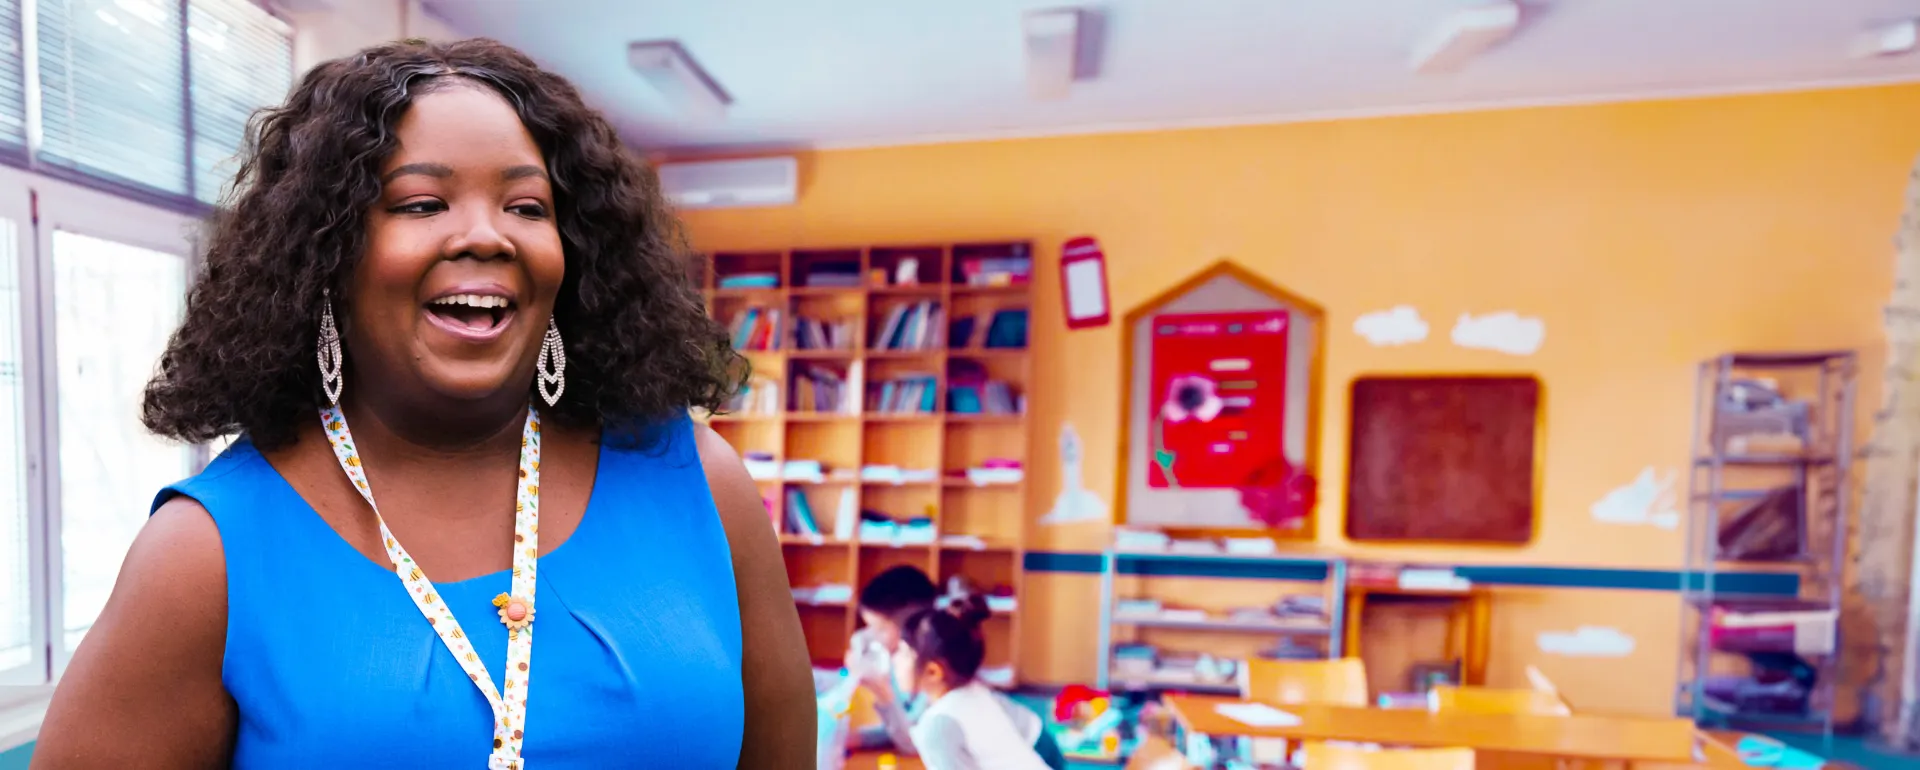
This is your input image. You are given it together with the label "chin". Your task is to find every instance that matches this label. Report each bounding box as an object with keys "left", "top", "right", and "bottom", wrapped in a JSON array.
[{"left": 418, "top": 364, "right": 530, "bottom": 406}]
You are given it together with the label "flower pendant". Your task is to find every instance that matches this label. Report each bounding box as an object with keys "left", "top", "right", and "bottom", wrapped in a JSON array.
[{"left": 492, "top": 593, "right": 534, "bottom": 631}]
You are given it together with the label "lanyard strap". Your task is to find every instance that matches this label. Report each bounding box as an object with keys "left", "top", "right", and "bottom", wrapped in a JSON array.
[{"left": 320, "top": 406, "right": 541, "bottom": 769}]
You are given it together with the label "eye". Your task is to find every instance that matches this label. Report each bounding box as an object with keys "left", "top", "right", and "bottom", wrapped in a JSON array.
[
  {"left": 388, "top": 198, "right": 446, "bottom": 215},
  {"left": 510, "top": 201, "right": 550, "bottom": 219}
]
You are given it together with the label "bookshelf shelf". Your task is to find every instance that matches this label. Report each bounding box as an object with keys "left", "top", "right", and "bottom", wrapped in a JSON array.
[{"left": 703, "top": 241, "right": 1035, "bottom": 682}]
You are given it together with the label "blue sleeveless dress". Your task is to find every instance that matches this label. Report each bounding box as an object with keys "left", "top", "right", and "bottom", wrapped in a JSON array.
[{"left": 151, "top": 414, "right": 745, "bottom": 768}]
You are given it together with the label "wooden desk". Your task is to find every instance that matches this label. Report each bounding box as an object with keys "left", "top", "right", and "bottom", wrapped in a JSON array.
[
  {"left": 1165, "top": 695, "right": 1697, "bottom": 763},
  {"left": 1344, "top": 584, "right": 1494, "bottom": 685}
]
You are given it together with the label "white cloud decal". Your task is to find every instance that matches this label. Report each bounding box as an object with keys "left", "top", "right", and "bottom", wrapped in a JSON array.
[
  {"left": 1451, "top": 311, "right": 1545, "bottom": 356},
  {"left": 1591, "top": 467, "right": 1681, "bottom": 530},
  {"left": 1353, "top": 305, "right": 1429, "bottom": 347},
  {"left": 1538, "top": 626, "right": 1636, "bottom": 658}
]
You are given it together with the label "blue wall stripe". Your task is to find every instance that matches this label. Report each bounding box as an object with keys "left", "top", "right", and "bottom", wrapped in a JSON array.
[
  {"left": 1022, "top": 550, "right": 1800, "bottom": 596},
  {"left": 1119, "top": 555, "right": 1330, "bottom": 581}
]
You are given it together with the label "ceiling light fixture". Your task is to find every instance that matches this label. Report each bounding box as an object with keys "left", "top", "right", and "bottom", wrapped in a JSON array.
[
  {"left": 628, "top": 40, "right": 731, "bottom": 120},
  {"left": 1023, "top": 8, "right": 1084, "bottom": 101},
  {"left": 1850, "top": 20, "right": 1918, "bottom": 59},
  {"left": 1410, "top": 0, "right": 1522, "bottom": 75}
]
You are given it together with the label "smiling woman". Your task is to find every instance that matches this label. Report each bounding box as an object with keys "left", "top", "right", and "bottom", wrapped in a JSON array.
[{"left": 27, "top": 38, "right": 814, "bottom": 769}]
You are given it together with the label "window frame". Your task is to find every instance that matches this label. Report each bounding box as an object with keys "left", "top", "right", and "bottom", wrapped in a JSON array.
[
  {"left": 0, "top": 167, "right": 41, "bottom": 691},
  {"left": 0, "top": 0, "right": 285, "bottom": 706},
  {"left": 34, "top": 174, "right": 201, "bottom": 678},
  {"left": 17, "top": 0, "right": 294, "bottom": 217}
]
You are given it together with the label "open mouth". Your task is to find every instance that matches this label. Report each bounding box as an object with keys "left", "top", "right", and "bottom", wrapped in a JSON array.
[{"left": 424, "top": 293, "right": 516, "bottom": 338}]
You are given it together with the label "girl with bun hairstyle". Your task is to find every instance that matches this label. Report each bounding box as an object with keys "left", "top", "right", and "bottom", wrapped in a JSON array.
[{"left": 890, "top": 594, "right": 1060, "bottom": 770}]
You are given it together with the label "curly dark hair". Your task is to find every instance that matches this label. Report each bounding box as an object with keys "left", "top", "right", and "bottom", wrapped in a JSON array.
[{"left": 141, "top": 38, "right": 745, "bottom": 450}]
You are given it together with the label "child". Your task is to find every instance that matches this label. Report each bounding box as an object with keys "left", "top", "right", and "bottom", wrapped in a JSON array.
[
  {"left": 891, "top": 594, "right": 1053, "bottom": 770},
  {"left": 846, "top": 567, "right": 1066, "bottom": 768},
  {"left": 845, "top": 565, "right": 941, "bottom": 751}
]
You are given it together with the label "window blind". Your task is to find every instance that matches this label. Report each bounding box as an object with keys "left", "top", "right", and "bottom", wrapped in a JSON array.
[
  {"left": 187, "top": 0, "right": 289, "bottom": 205},
  {"left": 0, "top": 2, "right": 26, "bottom": 150},
  {"left": 36, "top": 0, "right": 189, "bottom": 195}
]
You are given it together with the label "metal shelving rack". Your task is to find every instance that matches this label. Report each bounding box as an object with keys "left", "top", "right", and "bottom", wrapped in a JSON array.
[
  {"left": 1677, "top": 351, "right": 1856, "bottom": 738},
  {"left": 1094, "top": 547, "right": 1350, "bottom": 694}
]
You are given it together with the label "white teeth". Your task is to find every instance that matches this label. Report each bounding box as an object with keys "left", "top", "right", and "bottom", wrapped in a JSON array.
[{"left": 428, "top": 294, "right": 511, "bottom": 309}]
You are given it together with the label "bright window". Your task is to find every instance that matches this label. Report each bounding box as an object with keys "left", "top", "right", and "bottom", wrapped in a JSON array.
[
  {"left": 51, "top": 230, "right": 191, "bottom": 651},
  {"left": 0, "top": 216, "right": 27, "bottom": 677}
]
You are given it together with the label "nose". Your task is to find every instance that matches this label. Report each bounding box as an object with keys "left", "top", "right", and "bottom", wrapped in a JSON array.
[{"left": 443, "top": 205, "right": 516, "bottom": 262}]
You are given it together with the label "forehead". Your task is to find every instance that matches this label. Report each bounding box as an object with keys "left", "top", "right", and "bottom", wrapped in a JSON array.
[{"left": 385, "top": 82, "right": 543, "bottom": 170}]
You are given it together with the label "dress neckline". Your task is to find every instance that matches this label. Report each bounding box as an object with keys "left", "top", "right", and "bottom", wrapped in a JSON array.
[{"left": 228, "top": 436, "right": 610, "bottom": 589}]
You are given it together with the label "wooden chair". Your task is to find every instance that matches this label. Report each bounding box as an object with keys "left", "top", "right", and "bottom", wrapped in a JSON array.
[
  {"left": 1524, "top": 665, "right": 1575, "bottom": 712},
  {"left": 1238, "top": 658, "right": 1371, "bottom": 766},
  {"left": 1238, "top": 656, "right": 1371, "bottom": 706},
  {"left": 1426, "top": 683, "right": 1573, "bottom": 716},
  {"left": 1302, "top": 742, "right": 1476, "bottom": 770}
]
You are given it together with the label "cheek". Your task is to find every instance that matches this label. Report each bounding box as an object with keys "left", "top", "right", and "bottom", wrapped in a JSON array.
[
  {"left": 355, "top": 220, "right": 439, "bottom": 299},
  {"left": 520, "top": 229, "right": 566, "bottom": 298}
]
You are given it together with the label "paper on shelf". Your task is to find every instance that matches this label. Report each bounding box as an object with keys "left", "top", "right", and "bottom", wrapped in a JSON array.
[{"left": 1214, "top": 702, "right": 1302, "bottom": 728}]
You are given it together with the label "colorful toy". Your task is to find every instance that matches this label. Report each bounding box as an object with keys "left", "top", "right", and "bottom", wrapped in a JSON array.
[{"left": 1050, "top": 684, "right": 1124, "bottom": 760}]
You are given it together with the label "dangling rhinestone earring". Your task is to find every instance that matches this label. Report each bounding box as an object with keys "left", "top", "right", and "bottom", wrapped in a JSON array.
[
  {"left": 537, "top": 317, "right": 566, "bottom": 407},
  {"left": 317, "top": 289, "right": 344, "bottom": 405}
]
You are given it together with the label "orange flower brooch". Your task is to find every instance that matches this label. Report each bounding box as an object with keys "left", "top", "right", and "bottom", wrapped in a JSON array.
[{"left": 493, "top": 593, "right": 534, "bottom": 631}]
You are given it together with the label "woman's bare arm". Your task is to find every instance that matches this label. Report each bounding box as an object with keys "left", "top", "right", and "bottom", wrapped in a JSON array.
[
  {"left": 696, "top": 425, "right": 816, "bottom": 768},
  {"left": 32, "top": 497, "right": 235, "bottom": 769}
]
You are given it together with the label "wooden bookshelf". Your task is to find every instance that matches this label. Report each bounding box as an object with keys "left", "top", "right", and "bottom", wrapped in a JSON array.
[{"left": 695, "top": 242, "right": 1035, "bottom": 685}]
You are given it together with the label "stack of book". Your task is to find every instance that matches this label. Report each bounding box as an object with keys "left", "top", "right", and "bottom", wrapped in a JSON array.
[
  {"left": 782, "top": 486, "right": 825, "bottom": 536},
  {"left": 718, "top": 272, "right": 779, "bottom": 290},
  {"left": 946, "top": 360, "right": 1022, "bottom": 415},
  {"left": 872, "top": 301, "right": 943, "bottom": 351},
  {"left": 859, "top": 465, "right": 939, "bottom": 484},
  {"left": 856, "top": 511, "right": 936, "bottom": 544},
  {"left": 868, "top": 374, "right": 939, "bottom": 414},
  {"left": 742, "top": 451, "right": 779, "bottom": 481},
  {"left": 791, "top": 363, "right": 860, "bottom": 414},
  {"left": 956, "top": 248, "right": 1032, "bottom": 287},
  {"left": 724, "top": 375, "right": 781, "bottom": 416},
  {"left": 727, "top": 306, "right": 782, "bottom": 351},
  {"left": 799, "top": 261, "right": 862, "bottom": 288},
  {"left": 792, "top": 315, "right": 855, "bottom": 351}
]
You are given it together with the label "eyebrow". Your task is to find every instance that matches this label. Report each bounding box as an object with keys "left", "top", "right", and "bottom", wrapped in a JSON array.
[
  {"left": 502, "top": 164, "right": 548, "bottom": 182},
  {"left": 380, "top": 163, "right": 549, "bottom": 184},
  {"left": 382, "top": 162, "right": 453, "bottom": 183}
]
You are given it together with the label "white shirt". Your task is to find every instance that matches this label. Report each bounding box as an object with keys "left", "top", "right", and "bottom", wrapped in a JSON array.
[{"left": 909, "top": 682, "right": 1051, "bottom": 770}]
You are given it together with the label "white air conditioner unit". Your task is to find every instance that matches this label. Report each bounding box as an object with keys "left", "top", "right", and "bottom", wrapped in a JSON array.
[{"left": 657, "top": 157, "right": 798, "bottom": 210}]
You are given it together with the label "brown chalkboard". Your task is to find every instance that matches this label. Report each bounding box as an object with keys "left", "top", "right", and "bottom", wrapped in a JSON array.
[{"left": 1344, "top": 376, "right": 1540, "bottom": 544}]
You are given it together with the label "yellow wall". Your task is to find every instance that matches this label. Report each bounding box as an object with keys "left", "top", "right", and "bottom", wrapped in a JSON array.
[{"left": 677, "top": 84, "right": 1911, "bottom": 716}]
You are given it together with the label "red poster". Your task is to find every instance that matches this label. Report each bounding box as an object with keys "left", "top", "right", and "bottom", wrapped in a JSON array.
[{"left": 1147, "top": 311, "right": 1289, "bottom": 492}]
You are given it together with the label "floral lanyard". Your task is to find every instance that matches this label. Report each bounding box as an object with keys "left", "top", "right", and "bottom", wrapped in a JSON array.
[{"left": 321, "top": 405, "right": 542, "bottom": 770}]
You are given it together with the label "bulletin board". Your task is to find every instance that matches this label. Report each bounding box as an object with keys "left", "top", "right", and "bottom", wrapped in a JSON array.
[
  {"left": 1344, "top": 375, "right": 1540, "bottom": 544},
  {"left": 1146, "top": 311, "right": 1290, "bottom": 490},
  {"left": 1121, "top": 262, "right": 1322, "bottom": 533}
]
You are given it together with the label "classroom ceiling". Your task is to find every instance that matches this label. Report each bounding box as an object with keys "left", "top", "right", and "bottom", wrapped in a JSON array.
[{"left": 421, "top": 0, "right": 1920, "bottom": 153}]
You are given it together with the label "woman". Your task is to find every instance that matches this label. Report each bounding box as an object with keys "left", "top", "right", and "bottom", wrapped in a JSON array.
[
  {"left": 32, "top": 38, "right": 814, "bottom": 768},
  {"left": 891, "top": 596, "right": 1056, "bottom": 770}
]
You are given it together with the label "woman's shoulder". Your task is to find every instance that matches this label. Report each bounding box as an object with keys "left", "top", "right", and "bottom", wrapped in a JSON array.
[{"left": 153, "top": 438, "right": 276, "bottom": 508}]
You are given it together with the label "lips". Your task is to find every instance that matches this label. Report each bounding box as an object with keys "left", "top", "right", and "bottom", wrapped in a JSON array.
[{"left": 423, "top": 291, "right": 517, "bottom": 342}]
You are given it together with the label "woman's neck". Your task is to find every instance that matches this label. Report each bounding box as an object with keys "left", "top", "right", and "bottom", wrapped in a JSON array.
[{"left": 339, "top": 394, "right": 529, "bottom": 466}]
